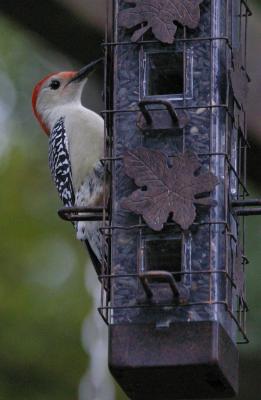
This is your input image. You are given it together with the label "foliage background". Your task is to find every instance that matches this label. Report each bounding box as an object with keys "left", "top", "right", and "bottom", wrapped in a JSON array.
[{"left": 0, "top": 1, "right": 260, "bottom": 399}]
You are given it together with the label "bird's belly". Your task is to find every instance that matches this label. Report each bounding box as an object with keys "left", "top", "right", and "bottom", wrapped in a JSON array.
[{"left": 64, "top": 113, "right": 103, "bottom": 191}]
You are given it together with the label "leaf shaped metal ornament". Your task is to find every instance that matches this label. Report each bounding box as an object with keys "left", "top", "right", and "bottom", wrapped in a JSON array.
[
  {"left": 233, "top": 104, "right": 246, "bottom": 135},
  {"left": 234, "top": 246, "right": 245, "bottom": 300},
  {"left": 121, "top": 147, "right": 219, "bottom": 231},
  {"left": 230, "top": 49, "right": 249, "bottom": 112},
  {"left": 119, "top": 0, "right": 204, "bottom": 44}
]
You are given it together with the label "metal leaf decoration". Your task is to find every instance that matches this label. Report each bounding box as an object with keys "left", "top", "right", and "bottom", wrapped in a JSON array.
[
  {"left": 235, "top": 246, "right": 245, "bottom": 300},
  {"left": 119, "top": 0, "right": 204, "bottom": 44},
  {"left": 121, "top": 147, "right": 219, "bottom": 231},
  {"left": 233, "top": 104, "right": 245, "bottom": 135},
  {"left": 230, "top": 49, "right": 249, "bottom": 112}
]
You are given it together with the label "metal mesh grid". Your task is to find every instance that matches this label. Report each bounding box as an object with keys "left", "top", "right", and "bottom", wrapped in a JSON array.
[{"left": 96, "top": 0, "right": 251, "bottom": 344}]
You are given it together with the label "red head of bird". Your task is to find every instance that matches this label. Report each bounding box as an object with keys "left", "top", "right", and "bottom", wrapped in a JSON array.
[{"left": 32, "top": 59, "right": 103, "bottom": 135}]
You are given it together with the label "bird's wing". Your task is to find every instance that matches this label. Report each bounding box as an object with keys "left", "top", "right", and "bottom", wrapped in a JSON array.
[
  {"left": 48, "top": 117, "right": 75, "bottom": 207},
  {"left": 49, "top": 117, "right": 102, "bottom": 275}
]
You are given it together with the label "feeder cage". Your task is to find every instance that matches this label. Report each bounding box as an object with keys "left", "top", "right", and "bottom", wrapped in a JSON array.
[{"left": 58, "top": 0, "right": 259, "bottom": 399}]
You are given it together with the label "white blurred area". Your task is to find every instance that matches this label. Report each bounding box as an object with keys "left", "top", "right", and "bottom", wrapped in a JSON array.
[
  {"left": 0, "top": 70, "right": 16, "bottom": 157},
  {"left": 79, "top": 264, "right": 115, "bottom": 400}
]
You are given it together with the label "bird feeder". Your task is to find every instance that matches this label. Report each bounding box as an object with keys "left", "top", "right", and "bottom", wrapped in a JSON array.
[
  {"left": 97, "top": 0, "right": 256, "bottom": 399},
  {"left": 57, "top": 0, "right": 258, "bottom": 399}
]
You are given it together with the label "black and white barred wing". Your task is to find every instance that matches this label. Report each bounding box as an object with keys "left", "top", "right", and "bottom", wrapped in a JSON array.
[
  {"left": 48, "top": 117, "right": 75, "bottom": 207},
  {"left": 48, "top": 117, "right": 102, "bottom": 274}
]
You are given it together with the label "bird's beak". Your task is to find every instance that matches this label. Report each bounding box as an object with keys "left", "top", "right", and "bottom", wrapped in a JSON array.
[{"left": 67, "top": 58, "right": 103, "bottom": 85}]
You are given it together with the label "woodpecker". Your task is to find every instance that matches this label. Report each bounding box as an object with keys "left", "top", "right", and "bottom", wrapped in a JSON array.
[{"left": 32, "top": 59, "right": 105, "bottom": 273}]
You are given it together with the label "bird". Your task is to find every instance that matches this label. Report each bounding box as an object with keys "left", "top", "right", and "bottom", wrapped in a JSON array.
[{"left": 32, "top": 59, "right": 105, "bottom": 274}]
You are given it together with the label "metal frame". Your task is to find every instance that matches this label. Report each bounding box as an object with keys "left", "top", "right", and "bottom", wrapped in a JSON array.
[{"left": 96, "top": 0, "right": 252, "bottom": 345}]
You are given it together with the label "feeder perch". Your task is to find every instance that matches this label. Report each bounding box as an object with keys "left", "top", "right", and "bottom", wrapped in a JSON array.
[
  {"left": 58, "top": 206, "right": 105, "bottom": 221},
  {"left": 137, "top": 98, "right": 190, "bottom": 133}
]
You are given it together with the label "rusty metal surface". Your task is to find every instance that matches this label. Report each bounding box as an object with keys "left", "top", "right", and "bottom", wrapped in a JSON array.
[
  {"left": 118, "top": 0, "right": 204, "bottom": 44},
  {"left": 139, "top": 271, "right": 180, "bottom": 298},
  {"left": 109, "top": 321, "right": 239, "bottom": 399},
  {"left": 232, "top": 198, "right": 261, "bottom": 216},
  {"left": 121, "top": 147, "right": 218, "bottom": 231},
  {"left": 233, "top": 207, "right": 261, "bottom": 216},
  {"left": 235, "top": 246, "right": 245, "bottom": 300},
  {"left": 138, "top": 270, "right": 190, "bottom": 305},
  {"left": 232, "top": 199, "right": 261, "bottom": 207},
  {"left": 230, "top": 49, "right": 250, "bottom": 134},
  {"left": 137, "top": 98, "right": 190, "bottom": 133},
  {"left": 230, "top": 49, "right": 249, "bottom": 112},
  {"left": 58, "top": 206, "right": 105, "bottom": 221}
]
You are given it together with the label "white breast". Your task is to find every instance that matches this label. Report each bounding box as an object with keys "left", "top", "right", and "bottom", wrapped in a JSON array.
[{"left": 49, "top": 104, "right": 104, "bottom": 192}]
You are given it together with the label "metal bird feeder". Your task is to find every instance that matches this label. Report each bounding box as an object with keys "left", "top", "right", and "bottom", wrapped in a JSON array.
[
  {"left": 101, "top": 0, "right": 254, "bottom": 398},
  {"left": 57, "top": 0, "right": 259, "bottom": 399}
]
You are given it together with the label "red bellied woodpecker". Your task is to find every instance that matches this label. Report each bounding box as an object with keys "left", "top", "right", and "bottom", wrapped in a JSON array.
[{"left": 32, "top": 59, "right": 105, "bottom": 273}]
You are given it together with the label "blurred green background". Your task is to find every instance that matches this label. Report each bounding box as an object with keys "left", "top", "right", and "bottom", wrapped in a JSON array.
[{"left": 0, "top": 1, "right": 260, "bottom": 399}]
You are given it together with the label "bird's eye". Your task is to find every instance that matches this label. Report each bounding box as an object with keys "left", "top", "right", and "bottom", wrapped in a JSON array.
[{"left": 49, "top": 80, "right": 61, "bottom": 90}]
